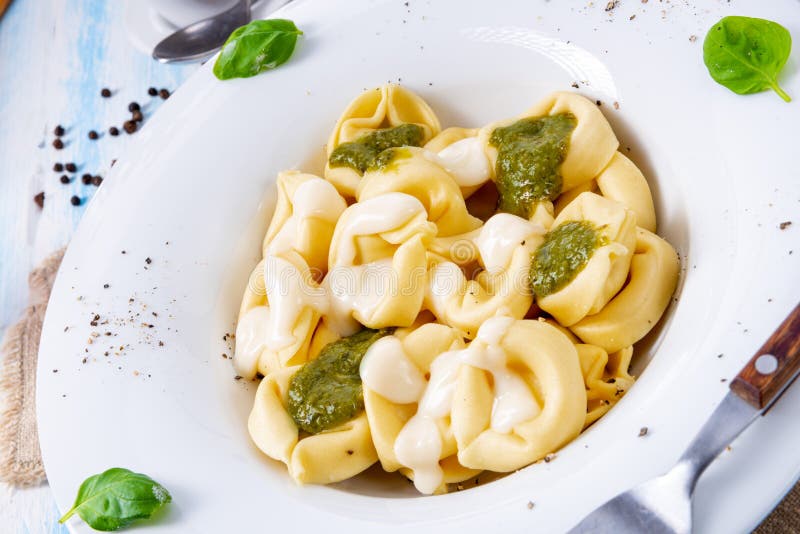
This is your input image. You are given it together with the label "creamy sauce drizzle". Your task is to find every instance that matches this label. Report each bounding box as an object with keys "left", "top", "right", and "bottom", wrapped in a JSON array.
[
  {"left": 233, "top": 306, "right": 270, "bottom": 379},
  {"left": 323, "top": 193, "right": 428, "bottom": 335},
  {"left": 365, "top": 316, "right": 539, "bottom": 494},
  {"left": 429, "top": 137, "right": 491, "bottom": 187},
  {"left": 474, "top": 213, "right": 544, "bottom": 274}
]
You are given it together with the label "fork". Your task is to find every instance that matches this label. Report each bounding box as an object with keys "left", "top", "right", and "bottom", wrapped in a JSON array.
[{"left": 569, "top": 302, "right": 800, "bottom": 533}]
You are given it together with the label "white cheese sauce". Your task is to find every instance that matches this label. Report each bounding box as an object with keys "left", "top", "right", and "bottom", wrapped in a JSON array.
[
  {"left": 366, "top": 316, "right": 539, "bottom": 494},
  {"left": 429, "top": 137, "right": 492, "bottom": 188}
]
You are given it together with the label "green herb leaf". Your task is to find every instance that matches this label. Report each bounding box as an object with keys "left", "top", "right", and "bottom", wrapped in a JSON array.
[
  {"left": 213, "top": 19, "right": 303, "bottom": 80},
  {"left": 703, "top": 16, "right": 792, "bottom": 102},
  {"left": 58, "top": 468, "right": 171, "bottom": 531}
]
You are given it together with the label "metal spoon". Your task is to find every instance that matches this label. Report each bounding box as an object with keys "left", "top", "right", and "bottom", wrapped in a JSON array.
[{"left": 152, "top": 0, "right": 252, "bottom": 63}]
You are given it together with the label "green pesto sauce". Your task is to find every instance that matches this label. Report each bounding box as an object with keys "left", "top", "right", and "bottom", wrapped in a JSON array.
[
  {"left": 328, "top": 124, "right": 424, "bottom": 173},
  {"left": 530, "top": 220, "right": 604, "bottom": 298},
  {"left": 489, "top": 113, "right": 577, "bottom": 218},
  {"left": 368, "top": 146, "right": 413, "bottom": 172},
  {"left": 287, "top": 328, "right": 392, "bottom": 434}
]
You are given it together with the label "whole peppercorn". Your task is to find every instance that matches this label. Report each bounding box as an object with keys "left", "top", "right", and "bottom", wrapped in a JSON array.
[
  {"left": 92, "top": 175, "right": 103, "bottom": 186},
  {"left": 54, "top": 125, "right": 65, "bottom": 136},
  {"left": 65, "top": 162, "right": 77, "bottom": 173},
  {"left": 132, "top": 110, "right": 143, "bottom": 122},
  {"left": 88, "top": 130, "right": 99, "bottom": 140},
  {"left": 148, "top": 87, "right": 158, "bottom": 96},
  {"left": 53, "top": 162, "right": 64, "bottom": 172},
  {"left": 101, "top": 88, "right": 112, "bottom": 98},
  {"left": 109, "top": 126, "right": 119, "bottom": 136},
  {"left": 60, "top": 175, "right": 70, "bottom": 184},
  {"left": 81, "top": 173, "right": 92, "bottom": 185},
  {"left": 34, "top": 192, "right": 45, "bottom": 208},
  {"left": 70, "top": 195, "right": 81, "bottom": 206},
  {"left": 128, "top": 101, "right": 140, "bottom": 112},
  {"left": 123, "top": 120, "right": 137, "bottom": 134},
  {"left": 159, "top": 88, "right": 170, "bottom": 99},
  {"left": 53, "top": 138, "right": 64, "bottom": 149}
]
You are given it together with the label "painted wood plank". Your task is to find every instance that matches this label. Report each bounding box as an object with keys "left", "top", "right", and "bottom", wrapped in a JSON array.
[{"left": 0, "top": 0, "right": 196, "bottom": 531}]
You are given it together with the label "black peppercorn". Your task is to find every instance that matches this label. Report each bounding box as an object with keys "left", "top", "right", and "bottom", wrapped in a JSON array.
[
  {"left": 148, "top": 87, "right": 158, "bottom": 96},
  {"left": 123, "top": 120, "right": 137, "bottom": 134},
  {"left": 53, "top": 162, "right": 64, "bottom": 172},
  {"left": 65, "top": 162, "right": 77, "bottom": 172},
  {"left": 109, "top": 126, "right": 119, "bottom": 136},
  {"left": 53, "top": 138, "right": 64, "bottom": 149},
  {"left": 88, "top": 130, "right": 99, "bottom": 140},
  {"left": 101, "top": 88, "right": 111, "bottom": 98},
  {"left": 60, "top": 175, "right": 70, "bottom": 184},
  {"left": 159, "top": 88, "right": 170, "bottom": 99},
  {"left": 54, "top": 125, "right": 65, "bottom": 136},
  {"left": 132, "top": 110, "right": 143, "bottom": 122},
  {"left": 81, "top": 173, "right": 92, "bottom": 185},
  {"left": 70, "top": 195, "right": 81, "bottom": 206},
  {"left": 128, "top": 101, "right": 140, "bottom": 112},
  {"left": 92, "top": 175, "right": 103, "bottom": 186}
]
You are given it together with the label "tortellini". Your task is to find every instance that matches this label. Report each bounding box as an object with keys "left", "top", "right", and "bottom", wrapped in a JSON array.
[
  {"left": 248, "top": 366, "right": 378, "bottom": 484},
  {"left": 325, "top": 84, "right": 441, "bottom": 197},
  {"left": 357, "top": 146, "right": 482, "bottom": 237},
  {"left": 533, "top": 192, "right": 637, "bottom": 327},
  {"left": 324, "top": 192, "right": 436, "bottom": 334},
  {"left": 361, "top": 322, "right": 481, "bottom": 494},
  {"left": 234, "top": 173, "right": 346, "bottom": 378},
  {"left": 425, "top": 213, "right": 545, "bottom": 338},
  {"left": 234, "top": 86, "right": 680, "bottom": 494},
  {"left": 570, "top": 228, "right": 679, "bottom": 352}
]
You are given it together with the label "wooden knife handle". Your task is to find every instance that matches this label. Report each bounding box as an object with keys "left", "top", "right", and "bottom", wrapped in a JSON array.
[{"left": 730, "top": 303, "right": 800, "bottom": 410}]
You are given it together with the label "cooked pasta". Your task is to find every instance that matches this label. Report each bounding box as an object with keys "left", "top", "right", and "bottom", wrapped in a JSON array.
[{"left": 233, "top": 86, "right": 679, "bottom": 494}]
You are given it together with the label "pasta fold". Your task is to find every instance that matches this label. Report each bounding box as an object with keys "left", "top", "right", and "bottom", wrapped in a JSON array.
[
  {"left": 361, "top": 323, "right": 481, "bottom": 494},
  {"left": 357, "top": 147, "right": 482, "bottom": 237},
  {"left": 425, "top": 213, "right": 545, "bottom": 338},
  {"left": 481, "top": 91, "right": 618, "bottom": 195},
  {"left": 248, "top": 366, "right": 378, "bottom": 484},
  {"left": 451, "top": 318, "right": 586, "bottom": 472},
  {"left": 325, "top": 192, "right": 436, "bottom": 334},
  {"left": 325, "top": 85, "right": 441, "bottom": 197},
  {"left": 570, "top": 228, "right": 679, "bottom": 352},
  {"left": 535, "top": 192, "right": 637, "bottom": 326}
]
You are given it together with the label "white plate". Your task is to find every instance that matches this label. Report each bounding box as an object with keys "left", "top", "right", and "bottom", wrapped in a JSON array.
[{"left": 38, "top": 1, "right": 800, "bottom": 532}]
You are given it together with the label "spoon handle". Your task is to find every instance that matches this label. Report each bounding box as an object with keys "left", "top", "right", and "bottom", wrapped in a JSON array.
[{"left": 730, "top": 302, "right": 800, "bottom": 410}]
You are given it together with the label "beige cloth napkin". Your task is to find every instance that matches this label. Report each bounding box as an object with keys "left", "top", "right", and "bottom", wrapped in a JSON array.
[{"left": 0, "top": 249, "right": 796, "bottom": 529}]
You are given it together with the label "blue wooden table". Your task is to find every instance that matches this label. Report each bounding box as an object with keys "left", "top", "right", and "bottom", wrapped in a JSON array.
[{"left": 0, "top": 1, "right": 195, "bottom": 531}]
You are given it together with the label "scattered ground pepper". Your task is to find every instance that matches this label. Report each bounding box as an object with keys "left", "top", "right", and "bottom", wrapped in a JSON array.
[
  {"left": 605, "top": 1, "right": 617, "bottom": 11},
  {"left": 34, "top": 191, "right": 45, "bottom": 208},
  {"left": 689, "top": 35, "right": 697, "bottom": 43},
  {"left": 779, "top": 221, "right": 792, "bottom": 230},
  {"left": 70, "top": 195, "right": 81, "bottom": 206},
  {"left": 638, "top": 427, "right": 648, "bottom": 437},
  {"left": 527, "top": 501, "right": 535, "bottom": 510},
  {"left": 88, "top": 130, "right": 99, "bottom": 140}
]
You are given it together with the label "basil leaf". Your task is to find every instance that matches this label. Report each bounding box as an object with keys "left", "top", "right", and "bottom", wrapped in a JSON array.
[
  {"left": 703, "top": 16, "right": 792, "bottom": 102},
  {"left": 213, "top": 19, "right": 303, "bottom": 80},
  {"left": 58, "top": 467, "right": 171, "bottom": 531}
]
